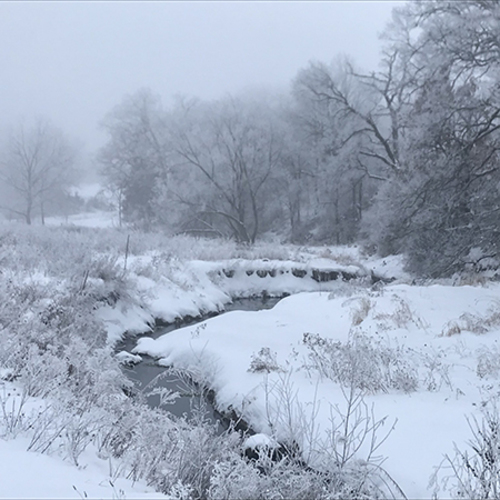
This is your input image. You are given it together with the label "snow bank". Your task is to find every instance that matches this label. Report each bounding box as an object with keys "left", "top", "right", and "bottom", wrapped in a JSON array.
[
  {"left": 135, "top": 283, "right": 500, "bottom": 498},
  {"left": 0, "top": 381, "right": 165, "bottom": 499},
  {"left": 97, "top": 252, "right": 408, "bottom": 344},
  {"left": 0, "top": 437, "right": 166, "bottom": 499}
]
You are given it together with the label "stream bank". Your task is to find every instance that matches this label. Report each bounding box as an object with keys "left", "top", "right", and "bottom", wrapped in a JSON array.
[{"left": 117, "top": 297, "right": 282, "bottom": 430}]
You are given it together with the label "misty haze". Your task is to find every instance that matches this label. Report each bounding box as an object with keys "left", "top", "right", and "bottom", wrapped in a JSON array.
[{"left": 2, "top": 1, "right": 500, "bottom": 499}]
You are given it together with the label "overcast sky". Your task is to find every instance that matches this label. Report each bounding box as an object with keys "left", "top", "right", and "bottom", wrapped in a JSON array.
[{"left": 0, "top": 1, "right": 403, "bottom": 158}]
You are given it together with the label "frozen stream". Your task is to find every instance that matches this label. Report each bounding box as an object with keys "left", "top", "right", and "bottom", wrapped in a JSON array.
[{"left": 119, "top": 297, "right": 282, "bottom": 429}]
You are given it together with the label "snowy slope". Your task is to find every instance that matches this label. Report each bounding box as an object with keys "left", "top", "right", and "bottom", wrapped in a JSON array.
[
  {"left": 0, "top": 381, "right": 166, "bottom": 499},
  {"left": 135, "top": 283, "right": 500, "bottom": 498},
  {"left": 0, "top": 437, "right": 166, "bottom": 499}
]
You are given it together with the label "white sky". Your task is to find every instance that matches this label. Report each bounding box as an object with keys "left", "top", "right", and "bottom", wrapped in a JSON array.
[{"left": 0, "top": 1, "right": 404, "bottom": 155}]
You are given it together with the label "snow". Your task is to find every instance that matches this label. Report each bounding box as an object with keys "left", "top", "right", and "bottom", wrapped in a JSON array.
[
  {"left": 3, "top": 220, "right": 495, "bottom": 498},
  {"left": 0, "top": 381, "right": 165, "bottom": 499},
  {"left": 243, "top": 433, "right": 279, "bottom": 450},
  {"left": 69, "top": 183, "right": 102, "bottom": 201},
  {"left": 0, "top": 437, "right": 165, "bottom": 499},
  {"left": 44, "top": 210, "right": 118, "bottom": 228},
  {"left": 96, "top": 301, "right": 154, "bottom": 344},
  {"left": 96, "top": 252, "right": 406, "bottom": 344},
  {"left": 134, "top": 282, "right": 500, "bottom": 498},
  {"left": 115, "top": 350, "right": 142, "bottom": 365}
]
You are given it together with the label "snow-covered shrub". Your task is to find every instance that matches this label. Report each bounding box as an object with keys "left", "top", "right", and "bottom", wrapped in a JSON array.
[
  {"left": 347, "top": 297, "right": 372, "bottom": 326},
  {"left": 303, "top": 332, "right": 418, "bottom": 393},
  {"left": 107, "top": 402, "right": 242, "bottom": 499},
  {"left": 0, "top": 384, "right": 29, "bottom": 438},
  {"left": 477, "top": 345, "right": 500, "bottom": 380},
  {"left": 319, "top": 247, "right": 367, "bottom": 268},
  {"left": 442, "top": 306, "right": 500, "bottom": 337},
  {"left": 210, "top": 441, "right": 400, "bottom": 500},
  {"left": 249, "top": 347, "right": 284, "bottom": 373},
  {"left": 420, "top": 348, "right": 453, "bottom": 392},
  {"left": 442, "top": 313, "right": 488, "bottom": 337},
  {"left": 373, "top": 296, "right": 423, "bottom": 330},
  {"left": 209, "top": 452, "right": 327, "bottom": 500},
  {"left": 433, "top": 403, "right": 500, "bottom": 499},
  {"left": 0, "top": 228, "right": 138, "bottom": 467},
  {"left": 259, "top": 373, "right": 403, "bottom": 499},
  {"left": 0, "top": 220, "right": 307, "bottom": 266}
]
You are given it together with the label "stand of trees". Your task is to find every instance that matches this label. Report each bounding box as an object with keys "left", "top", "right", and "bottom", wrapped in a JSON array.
[
  {"left": 99, "top": 1, "right": 500, "bottom": 277},
  {"left": 2, "top": 1, "right": 498, "bottom": 278}
]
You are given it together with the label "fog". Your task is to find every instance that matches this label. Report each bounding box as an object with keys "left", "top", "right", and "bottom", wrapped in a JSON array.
[{"left": 0, "top": 1, "right": 401, "bottom": 153}]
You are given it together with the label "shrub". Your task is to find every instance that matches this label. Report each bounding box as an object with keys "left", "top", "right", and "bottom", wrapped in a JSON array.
[
  {"left": 373, "top": 296, "right": 424, "bottom": 330},
  {"left": 302, "top": 332, "right": 419, "bottom": 394},
  {"left": 249, "top": 348, "right": 284, "bottom": 373},
  {"left": 477, "top": 345, "right": 500, "bottom": 380},
  {"left": 347, "top": 297, "right": 372, "bottom": 326},
  {"left": 258, "top": 372, "right": 404, "bottom": 499},
  {"left": 433, "top": 403, "right": 500, "bottom": 499},
  {"left": 442, "top": 305, "right": 500, "bottom": 337}
]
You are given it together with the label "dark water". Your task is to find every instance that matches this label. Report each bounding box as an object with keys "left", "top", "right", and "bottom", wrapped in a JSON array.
[{"left": 120, "top": 297, "right": 281, "bottom": 427}]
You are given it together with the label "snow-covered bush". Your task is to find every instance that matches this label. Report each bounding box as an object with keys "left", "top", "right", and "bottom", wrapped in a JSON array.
[
  {"left": 302, "top": 332, "right": 418, "bottom": 394},
  {"left": 373, "top": 296, "right": 423, "bottom": 330},
  {"left": 442, "top": 306, "right": 500, "bottom": 337},
  {"left": 249, "top": 347, "right": 284, "bottom": 373},
  {"left": 477, "top": 345, "right": 500, "bottom": 380},
  {"left": 209, "top": 452, "right": 327, "bottom": 500},
  {"left": 0, "top": 384, "right": 29, "bottom": 438},
  {"left": 434, "top": 404, "right": 500, "bottom": 499},
  {"left": 348, "top": 297, "right": 372, "bottom": 326},
  {"left": 257, "top": 373, "right": 403, "bottom": 499}
]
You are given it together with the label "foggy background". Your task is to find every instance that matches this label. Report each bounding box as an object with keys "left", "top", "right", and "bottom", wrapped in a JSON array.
[
  {"left": 0, "top": 1, "right": 399, "bottom": 161},
  {"left": 4, "top": 0, "right": 495, "bottom": 279}
]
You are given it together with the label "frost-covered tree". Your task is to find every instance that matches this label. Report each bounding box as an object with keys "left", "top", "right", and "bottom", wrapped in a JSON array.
[
  {"left": 365, "top": 0, "right": 500, "bottom": 276},
  {"left": 290, "top": 58, "right": 385, "bottom": 243},
  {"left": 170, "top": 94, "right": 285, "bottom": 243},
  {"left": 0, "top": 119, "right": 78, "bottom": 224},
  {"left": 99, "top": 89, "right": 171, "bottom": 229}
]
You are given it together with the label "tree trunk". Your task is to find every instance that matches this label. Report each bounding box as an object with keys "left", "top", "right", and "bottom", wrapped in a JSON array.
[
  {"left": 40, "top": 201, "right": 45, "bottom": 225},
  {"left": 334, "top": 186, "right": 340, "bottom": 245},
  {"left": 26, "top": 201, "right": 32, "bottom": 225}
]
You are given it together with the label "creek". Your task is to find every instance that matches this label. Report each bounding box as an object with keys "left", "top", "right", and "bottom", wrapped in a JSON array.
[{"left": 119, "top": 297, "right": 282, "bottom": 431}]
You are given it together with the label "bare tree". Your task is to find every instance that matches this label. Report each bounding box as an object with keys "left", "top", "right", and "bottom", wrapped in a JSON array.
[
  {"left": 98, "top": 89, "right": 170, "bottom": 229},
  {"left": 290, "top": 58, "right": 383, "bottom": 243},
  {"left": 0, "top": 119, "right": 77, "bottom": 224},
  {"left": 171, "top": 95, "right": 284, "bottom": 243}
]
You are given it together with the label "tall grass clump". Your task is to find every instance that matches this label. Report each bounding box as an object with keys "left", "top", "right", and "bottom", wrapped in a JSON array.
[{"left": 302, "top": 332, "right": 419, "bottom": 394}]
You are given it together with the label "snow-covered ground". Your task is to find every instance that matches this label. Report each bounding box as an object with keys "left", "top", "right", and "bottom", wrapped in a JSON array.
[
  {"left": 0, "top": 434, "right": 166, "bottom": 499},
  {"left": 96, "top": 250, "right": 407, "bottom": 343},
  {"left": 0, "top": 382, "right": 166, "bottom": 499},
  {"left": 69, "top": 183, "right": 103, "bottom": 201},
  {"left": 45, "top": 210, "right": 118, "bottom": 228},
  {"left": 2, "top": 219, "right": 498, "bottom": 498},
  {"left": 2, "top": 225, "right": 409, "bottom": 499},
  {"left": 133, "top": 282, "right": 500, "bottom": 498}
]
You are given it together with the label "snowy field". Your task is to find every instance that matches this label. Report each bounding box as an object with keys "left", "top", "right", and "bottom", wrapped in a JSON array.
[
  {"left": 45, "top": 210, "right": 119, "bottom": 228},
  {"left": 135, "top": 283, "right": 500, "bottom": 498},
  {"left": 45, "top": 210, "right": 118, "bottom": 229},
  {"left": 1, "top": 220, "right": 499, "bottom": 498}
]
